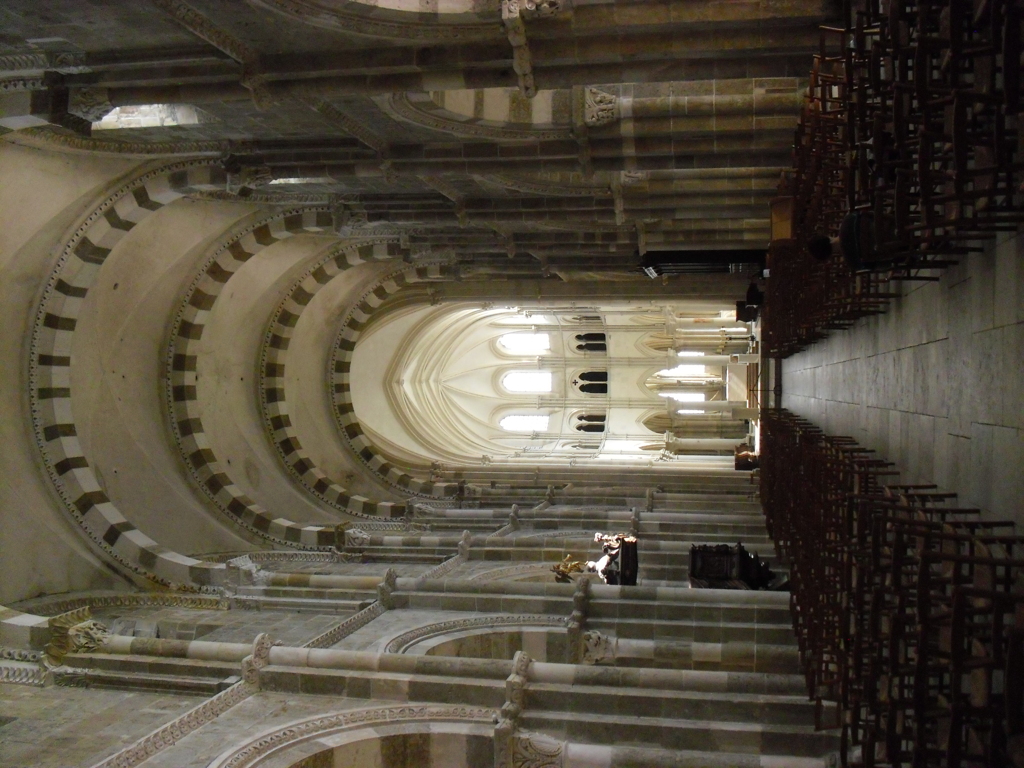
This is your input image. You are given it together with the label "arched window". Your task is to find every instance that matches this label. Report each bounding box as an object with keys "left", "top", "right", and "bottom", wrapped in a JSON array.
[
  {"left": 502, "top": 370, "right": 553, "bottom": 393},
  {"left": 498, "top": 333, "right": 550, "bottom": 355},
  {"left": 500, "top": 414, "right": 550, "bottom": 432},
  {"left": 575, "top": 413, "right": 606, "bottom": 432},
  {"left": 572, "top": 371, "right": 608, "bottom": 395},
  {"left": 574, "top": 332, "right": 606, "bottom": 353}
]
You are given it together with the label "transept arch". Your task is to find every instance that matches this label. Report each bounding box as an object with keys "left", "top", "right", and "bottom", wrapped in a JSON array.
[{"left": 29, "top": 159, "right": 232, "bottom": 587}]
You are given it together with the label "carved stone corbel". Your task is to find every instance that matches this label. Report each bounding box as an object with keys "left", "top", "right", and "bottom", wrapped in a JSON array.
[
  {"left": 240, "top": 632, "right": 275, "bottom": 689},
  {"left": 520, "top": 0, "right": 570, "bottom": 18},
  {"left": 45, "top": 607, "right": 109, "bottom": 668},
  {"left": 501, "top": 0, "right": 536, "bottom": 98},
  {"left": 565, "top": 576, "right": 590, "bottom": 663},
  {"left": 513, "top": 731, "right": 566, "bottom": 768},
  {"left": 494, "top": 650, "right": 533, "bottom": 767},
  {"left": 376, "top": 567, "right": 399, "bottom": 609},
  {"left": 583, "top": 87, "right": 620, "bottom": 128}
]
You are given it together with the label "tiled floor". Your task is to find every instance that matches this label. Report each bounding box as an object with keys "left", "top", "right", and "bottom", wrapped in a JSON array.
[{"left": 782, "top": 230, "right": 1024, "bottom": 524}]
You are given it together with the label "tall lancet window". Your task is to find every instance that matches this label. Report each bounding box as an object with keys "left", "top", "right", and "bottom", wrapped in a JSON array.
[
  {"left": 500, "top": 414, "right": 550, "bottom": 432},
  {"left": 498, "top": 333, "right": 550, "bottom": 355},
  {"left": 502, "top": 371, "right": 553, "bottom": 393}
]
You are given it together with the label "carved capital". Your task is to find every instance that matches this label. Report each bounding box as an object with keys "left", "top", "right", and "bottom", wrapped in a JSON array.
[
  {"left": 226, "top": 164, "right": 274, "bottom": 194},
  {"left": 584, "top": 88, "right": 619, "bottom": 128},
  {"left": 458, "top": 529, "right": 473, "bottom": 558},
  {"left": 68, "top": 87, "right": 114, "bottom": 123},
  {"left": 241, "top": 632, "right": 275, "bottom": 687},
  {"left": 513, "top": 731, "right": 565, "bottom": 768},
  {"left": 520, "top": 0, "right": 569, "bottom": 18},
  {"left": 376, "top": 567, "right": 398, "bottom": 609},
  {"left": 345, "top": 527, "right": 372, "bottom": 548},
  {"left": 580, "top": 629, "right": 616, "bottom": 664},
  {"left": 68, "top": 620, "right": 111, "bottom": 654}
]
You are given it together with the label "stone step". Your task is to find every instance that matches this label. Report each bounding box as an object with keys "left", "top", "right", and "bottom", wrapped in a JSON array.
[
  {"left": 550, "top": 744, "right": 827, "bottom": 768},
  {"left": 525, "top": 682, "right": 816, "bottom": 726},
  {"left": 259, "top": 666, "right": 506, "bottom": 707},
  {"left": 64, "top": 652, "right": 240, "bottom": 679},
  {"left": 60, "top": 653, "right": 239, "bottom": 695},
  {"left": 228, "top": 594, "right": 367, "bottom": 613},
  {"left": 392, "top": 592, "right": 572, "bottom": 614},
  {"left": 586, "top": 596, "right": 792, "bottom": 623},
  {"left": 577, "top": 640, "right": 801, "bottom": 673},
  {"left": 519, "top": 710, "right": 839, "bottom": 757},
  {"left": 588, "top": 619, "right": 798, "bottom": 647},
  {"left": 56, "top": 667, "right": 230, "bottom": 695}
]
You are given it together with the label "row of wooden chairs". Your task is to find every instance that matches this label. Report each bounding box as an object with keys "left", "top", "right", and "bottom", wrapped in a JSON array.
[
  {"left": 761, "top": 408, "right": 1024, "bottom": 767},
  {"left": 768, "top": 0, "right": 1023, "bottom": 356}
]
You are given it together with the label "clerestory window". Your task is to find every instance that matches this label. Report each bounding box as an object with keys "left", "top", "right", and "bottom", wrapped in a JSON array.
[
  {"left": 498, "top": 333, "right": 550, "bottom": 355},
  {"left": 500, "top": 414, "right": 550, "bottom": 432},
  {"left": 502, "top": 370, "right": 552, "bottom": 393}
]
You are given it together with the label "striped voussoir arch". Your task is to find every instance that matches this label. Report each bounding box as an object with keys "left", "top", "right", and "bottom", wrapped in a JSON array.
[
  {"left": 167, "top": 208, "right": 342, "bottom": 550},
  {"left": 331, "top": 263, "right": 463, "bottom": 497},
  {"left": 30, "top": 160, "right": 232, "bottom": 587},
  {"left": 261, "top": 238, "right": 417, "bottom": 520}
]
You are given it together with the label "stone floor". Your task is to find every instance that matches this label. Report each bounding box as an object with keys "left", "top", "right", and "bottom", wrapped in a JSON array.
[
  {"left": 0, "top": 684, "right": 202, "bottom": 768},
  {"left": 782, "top": 230, "right": 1024, "bottom": 525}
]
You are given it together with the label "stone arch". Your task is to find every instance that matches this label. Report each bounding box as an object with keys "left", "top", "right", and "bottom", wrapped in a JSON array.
[
  {"left": 260, "top": 246, "right": 459, "bottom": 514},
  {"left": 166, "top": 207, "right": 344, "bottom": 550},
  {"left": 383, "top": 614, "right": 565, "bottom": 655},
  {"left": 207, "top": 706, "right": 496, "bottom": 768},
  {"left": 29, "top": 158, "right": 231, "bottom": 587},
  {"left": 329, "top": 265, "right": 470, "bottom": 496}
]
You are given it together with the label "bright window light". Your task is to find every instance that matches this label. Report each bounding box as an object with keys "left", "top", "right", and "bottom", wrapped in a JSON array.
[
  {"left": 502, "top": 371, "right": 552, "bottom": 393},
  {"left": 500, "top": 414, "right": 550, "bottom": 432},
  {"left": 677, "top": 409, "right": 704, "bottom": 414},
  {"left": 92, "top": 104, "right": 207, "bottom": 130},
  {"left": 269, "top": 177, "right": 335, "bottom": 185},
  {"left": 677, "top": 351, "right": 705, "bottom": 357},
  {"left": 656, "top": 365, "right": 706, "bottom": 377},
  {"left": 498, "top": 333, "right": 550, "bottom": 355},
  {"left": 601, "top": 440, "right": 646, "bottom": 452},
  {"left": 659, "top": 392, "right": 706, "bottom": 402}
]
